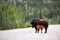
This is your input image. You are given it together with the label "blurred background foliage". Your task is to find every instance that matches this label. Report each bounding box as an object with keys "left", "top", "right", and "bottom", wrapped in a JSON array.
[{"left": 0, "top": 0, "right": 60, "bottom": 30}]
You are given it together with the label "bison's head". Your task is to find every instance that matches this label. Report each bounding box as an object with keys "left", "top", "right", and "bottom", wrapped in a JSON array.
[
  {"left": 30, "top": 18, "right": 40, "bottom": 28},
  {"left": 30, "top": 21, "right": 36, "bottom": 28}
]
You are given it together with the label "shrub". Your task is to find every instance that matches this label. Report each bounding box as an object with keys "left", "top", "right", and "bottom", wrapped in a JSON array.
[{"left": 24, "top": 21, "right": 31, "bottom": 28}]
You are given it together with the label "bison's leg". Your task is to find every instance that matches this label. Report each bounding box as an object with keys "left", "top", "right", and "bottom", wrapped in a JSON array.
[
  {"left": 38, "top": 29, "right": 39, "bottom": 33},
  {"left": 41, "top": 28, "right": 43, "bottom": 33},
  {"left": 45, "top": 27, "right": 47, "bottom": 33},
  {"left": 36, "top": 28, "right": 38, "bottom": 33},
  {"left": 36, "top": 28, "right": 39, "bottom": 33},
  {"left": 35, "top": 27, "right": 39, "bottom": 33},
  {"left": 35, "top": 27, "right": 37, "bottom": 33}
]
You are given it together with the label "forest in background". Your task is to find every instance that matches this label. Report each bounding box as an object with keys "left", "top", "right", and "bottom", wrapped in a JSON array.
[{"left": 0, "top": 0, "right": 60, "bottom": 30}]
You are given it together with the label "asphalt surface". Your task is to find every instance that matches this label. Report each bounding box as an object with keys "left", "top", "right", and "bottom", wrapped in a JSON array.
[{"left": 0, "top": 25, "right": 60, "bottom": 40}]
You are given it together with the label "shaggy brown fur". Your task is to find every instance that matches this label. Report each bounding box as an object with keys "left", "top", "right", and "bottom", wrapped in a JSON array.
[{"left": 31, "top": 18, "right": 48, "bottom": 33}]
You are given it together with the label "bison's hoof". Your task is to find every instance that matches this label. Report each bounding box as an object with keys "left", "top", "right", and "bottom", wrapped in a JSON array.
[{"left": 44, "top": 32, "right": 47, "bottom": 33}]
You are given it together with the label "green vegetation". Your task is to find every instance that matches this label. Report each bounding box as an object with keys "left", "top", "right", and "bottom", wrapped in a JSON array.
[{"left": 0, "top": 0, "right": 60, "bottom": 30}]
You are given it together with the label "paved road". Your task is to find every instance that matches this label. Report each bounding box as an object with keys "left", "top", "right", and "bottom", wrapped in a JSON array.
[{"left": 0, "top": 25, "right": 60, "bottom": 40}]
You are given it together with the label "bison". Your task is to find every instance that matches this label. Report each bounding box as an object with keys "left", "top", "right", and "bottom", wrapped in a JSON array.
[
  {"left": 30, "top": 18, "right": 48, "bottom": 33},
  {"left": 36, "top": 25, "right": 44, "bottom": 33}
]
